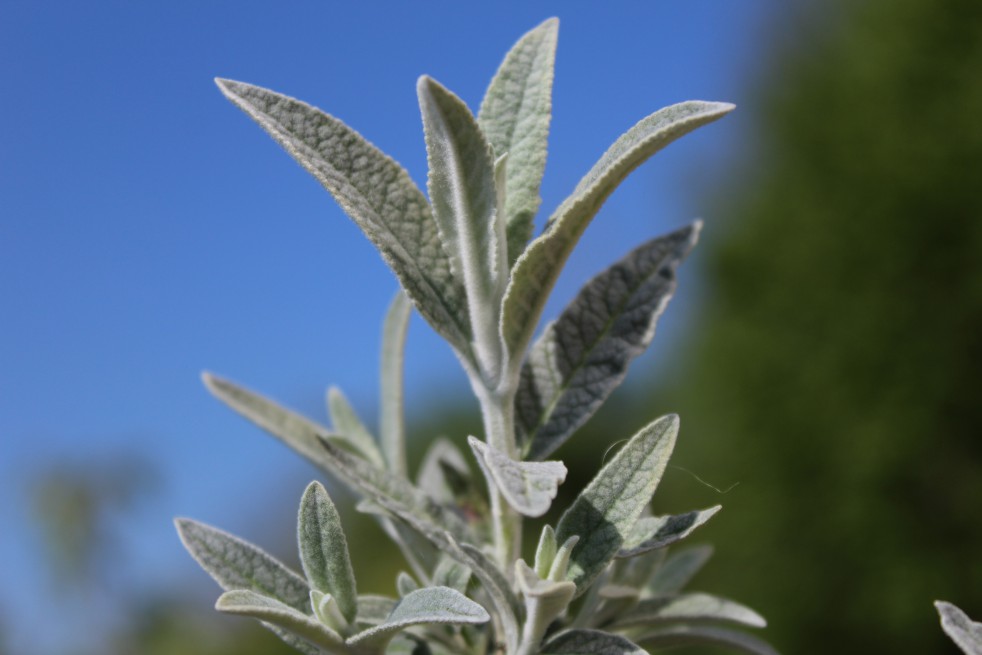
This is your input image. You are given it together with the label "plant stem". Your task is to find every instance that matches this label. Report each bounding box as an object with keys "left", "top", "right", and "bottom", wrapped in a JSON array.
[{"left": 477, "top": 385, "right": 522, "bottom": 573}]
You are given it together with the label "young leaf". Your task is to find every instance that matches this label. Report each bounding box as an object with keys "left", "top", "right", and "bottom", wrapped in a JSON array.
[
  {"left": 617, "top": 505, "right": 721, "bottom": 558},
  {"left": 346, "top": 587, "right": 490, "bottom": 647},
  {"left": 357, "top": 595, "right": 399, "bottom": 626},
  {"left": 501, "top": 102, "right": 734, "bottom": 369},
  {"left": 534, "top": 524, "right": 559, "bottom": 578},
  {"left": 397, "top": 572, "right": 420, "bottom": 597},
  {"left": 215, "top": 78, "right": 473, "bottom": 358},
  {"left": 647, "top": 545, "right": 714, "bottom": 595},
  {"left": 175, "top": 518, "right": 309, "bottom": 612},
  {"left": 216, "top": 589, "right": 344, "bottom": 650},
  {"left": 936, "top": 601, "right": 982, "bottom": 655},
  {"left": 541, "top": 629, "right": 647, "bottom": 655},
  {"left": 380, "top": 290, "right": 411, "bottom": 476},
  {"left": 515, "top": 560, "right": 577, "bottom": 655},
  {"left": 636, "top": 625, "right": 778, "bottom": 655},
  {"left": 517, "top": 223, "right": 700, "bottom": 460},
  {"left": 298, "top": 481, "right": 358, "bottom": 624},
  {"left": 555, "top": 414, "right": 679, "bottom": 594},
  {"left": 327, "top": 386, "right": 385, "bottom": 469},
  {"left": 612, "top": 593, "right": 767, "bottom": 629},
  {"left": 311, "top": 590, "right": 349, "bottom": 633},
  {"left": 419, "top": 76, "right": 505, "bottom": 382},
  {"left": 468, "top": 436, "right": 567, "bottom": 517},
  {"left": 477, "top": 17, "right": 559, "bottom": 266}
]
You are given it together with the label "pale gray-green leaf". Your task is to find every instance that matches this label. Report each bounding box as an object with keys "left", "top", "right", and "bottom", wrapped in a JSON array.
[
  {"left": 417, "top": 438, "right": 471, "bottom": 503},
  {"left": 618, "top": 505, "right": 721, "bottom": 558},
  {"left": 542, "top": 629, "right": 647, "bottom": 655},
  {"left": 327, "top": 386, "right": 384, "bottom": 468},
  {"left": 648, "top": 545, "right": 714, "bottom": 595},
  {"left": 419, "top": 76, "right": 504, "bottom": 382},
  {"left": 613, "top": 593, "right": 766, "bottom": 629},
  {"left": 555, "top": 414, "right": 679, "bottom": 594},
  {"left": 534, "top": 524, "right": 558, "bottom": 578},
  {"left": 636, "top": 625, "right": 778, "bottom": 655},
  {"left": 432, "top": 556, "right": 471, "bottom": 594},
  {"left": 516, "top": 560, "right": 576, "bottom": 654},
  {"left": 298, "top": 481, "right": 358, "bottom": 624},
  {"left": 175, "top": 518, "right": 309, "bottom": 612},
  {"left": 215, "top": 78, "right": 471, "bottom": 356},
  {"left": 380, "top": 290, "right": 411, "bottom": 476},
  {"left": 397, "top": 572, "right": 419, "bottom": 597},
  {"left": 357, "top": 595, "right": 398, "bottom": 626},
  {"left": 346, "top": 586, "right": 489, "bottom": 646},
  {"left": 216, "top": 589, "right": 343, "bottom": 650},
  {"left": 518, "top": 224, "right": 700, "bottom": 460},
  {"left": 936, "top": 601, "right": 982, "bottom": 655},
  {"left": 478, "top": 17, "right": 559, "bottom": 266},
  {"left": 468, "top": 436, "right": 566, "bottom": 517},
  {"left": 501, "top": 102, "right": 734, "bottom": 367}
]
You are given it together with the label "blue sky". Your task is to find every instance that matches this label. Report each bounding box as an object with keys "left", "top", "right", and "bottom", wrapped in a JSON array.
[{"left": 1, "top": 2, "right": 785, "bottom": 652}]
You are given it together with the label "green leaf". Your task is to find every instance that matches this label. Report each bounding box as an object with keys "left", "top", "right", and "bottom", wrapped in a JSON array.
[
  {"left": 216, "top": 589, "right": 343, "bottom": 650},
  {"left": 357, "top": 595, "right": 398, "bottom": 626},
  {"left": 468, "top": 436, "right": 566, "bottom": 517},
  {"left": 936, "top": 601, "right": 982, "bottom": 655},
  {"left": 534, "top": 524, "right": 558, "bottom": 578},
  {"left": 555, "top": 414, "right": 679, "bottom": 594},
  {"left": 346, "top": 587, "right": 490, "bottom": 647},
  {"left": 380, "top": 290, "right": 411, "bottom": 476},
  {"left": 501, "top": 102, "right": 734, "bottom": 368},
  {"left": 518, "top": 224, "right": 700, "bottom": 459},
  {"left": 416, "top": 438, "right": 471, "bottom": 503},
  {"left": 542, "top": 629, "right": 647, "bottom": 655},
  {"left": 647, "top": 545, "right": 713, "bottom": 595},
  {"left": 432, "top": 556, "right": 472, "bottom": 594},
  {"left": 327, "top": 386, "right": 385, "bottom": 469},
  {"left": 636, "top": 625, "right": 778, "bottom": 655},
  {"left": 618, "top": 506, "right": 721, "bottom": 558},
  {"left": 612, "top": 593, "right": 766, "bottom": 629},
  {"left": 311, "top": 590, "right": 350, "bottom": 633},
  {"left": 419, "top": 76, "right": 505, "bottom": 382},
  {"left": 478, "top": 17, "right": 559, "bottom": 266},
  {"left": 397, "top": 572, "right": 420, "bottom": 597},
  {"left": 515, "top": 559, "right": 577, "bottom": 654},
  {"left": 175, "top": 518, "right": 310, "bottom": 613},
  {"left": 298, "top": 481, "right": 358, "bottom": 624},
  {"left": 215, "top": 78, "right": 472, "bottom": 357}
]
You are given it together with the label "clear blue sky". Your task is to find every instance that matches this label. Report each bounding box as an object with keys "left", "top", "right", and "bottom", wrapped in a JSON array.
[{"left": 0, "top": 2, "right": 788, "bottom": 652}]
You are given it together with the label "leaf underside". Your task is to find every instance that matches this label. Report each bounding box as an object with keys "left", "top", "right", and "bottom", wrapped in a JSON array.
[
  {"left": 468, "top": 436, "right": 567, "bottom": 517},
  {"left": 347, "top": 586, "right": 489, "bottom": 646}
]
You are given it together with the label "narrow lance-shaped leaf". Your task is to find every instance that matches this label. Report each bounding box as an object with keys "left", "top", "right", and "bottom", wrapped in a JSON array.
[
  {"left": 637, "top": 625, "right": 778, "bottom": 655},
  {"left": 216, "top": 590, "right": 344, "bottom": 651},
  {"left": 501, "top": 102, "right": 734, "bottom": 369},
  {"left": 298, "top": 481, "right": 358, "bottom": 624},
  {"left": 555, "top": 414, "right": 679, "bottom": 595},
  {"left": 380, "top": 290, "right": 411, "bottom": 476},
  {"left": 617, "top": 505, "right": 721, "bottom": 558},
  {"left": 346, "top": 586, "right": 490, "bottom": 647},
  {"left": 468, "top": 436, "right": 566, "bottom": 517},
  {"left": 542, "top": 629, "right": 648, "bottom": 655},
  {"left": 936, "top": 601, "right": 982, "bottom": 655},
  {"left": 215, "top": 78, "right": 473, "bottom": 359},
  {"left": 419, "top": 76, "right": 506, "bottom": 382},
  {"left": 648, "top": 545, "right": 714, "bottom": 595},
  {"left": 518, "top": 223, "right": 700, "bottom": 460},
  {"left": 612, "top": 593, "right": 767, "bottom": 629},
  {"left": 327, "top": 386, "right": 385, "bottom": 468},
  {"left": 478, "top": 17, "right": 559, "bottom": 266}
]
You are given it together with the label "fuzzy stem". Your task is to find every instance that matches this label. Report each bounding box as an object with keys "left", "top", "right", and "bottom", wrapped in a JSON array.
[{"left": 476, "top": 385, "right": 522, "bottom": 573}]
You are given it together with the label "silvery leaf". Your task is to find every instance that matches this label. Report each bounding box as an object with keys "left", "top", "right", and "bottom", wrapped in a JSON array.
[
  {"left": 518, "top": 224, "right": 700, "bottom": 460},
  {"left": 216, "top": 589, "right": 343, "bottom": 650},
  {"left": 636, "top": 625, "right": 778, "bottom": 655},
  {"left": 501, "top": 102, "right": 733, "bottom": 369},
  {"left": 432, "top": 556, "right": 471, "bottom": 594},
  {"left": 346, "top": 587, "right": 489, "bottom": 647},
  {"left": 617, "top": 505, "right": 721, "bottom": 558},
  {"left": 468, "top": 436, "right": 567, "bottom": 517},
  {"left": 419, "top": 76, "right": 505, "bottom": 382},
  {"left": 612, "top": 593, "right": 766, "bottom": 629},
  {"left": 648, "top": 545, "right": 714, "bottom": 595},
  {"left": 216, "top": 79, "right": 472, "bottom": 356},
  {"left": 298, "top": 481, "right": 358, "bottom": 624},
  {"left": 397, "top": 572, "right": 420, "bottom": 597},
  {"left": 417, "top": 438, "right": 471, "bottom": 503},
  {"left": 515, "top": 559, "right": 576, "bottom": 653},
  {"left": 380, "top": 290, "right": 411, "bottom": 476},
  {"left": 555, "top": 414, "right": 678, "bottom": 595},
  {"left": 357, "top": 595, "right": 398, "bottom": 626},
  {"left": 175, "top": 518, "right": 309, "bottom": 612},
  {"left": 936, "top": 601, "right": 982, "bottom": 655},
  {"left": 327, "top": 386, "right": 384, "bottom": 468},
  {"left": 478, "top": 17, "right": 559, "bottom": 266},
  {"left": 542, "top": 629, "right": 647, "bottom": 655}
]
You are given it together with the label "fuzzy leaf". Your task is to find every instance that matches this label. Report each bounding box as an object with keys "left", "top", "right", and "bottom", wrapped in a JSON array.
[
  {"left": 542, "top": 629, "right": 647, "bottom": 655},
  {"left": 555, "top": 414, "right": 678, "bottom": 594},
  {"left": 346, "top": 587, "right": 490, "bottom": 646},
  {"left": 613, "top": 593, "right": 766, "bottom": 629},
  {"left": 501, "top": 102, "right": 733, "bottom": 368},
  {"left": 327, "top": 386, "right": 384, "bottom": 468},
  {"left": 432, "top": 556, "right": 472, "bottom": 594},
  {"left": 419, "top": 76, "right": 505, "bottom": 381},
  {"left": 648, "top": 545, "right": 714, "bottom": 595},
  {"left": 636, "top": 625, "right": 778, "bottom": 655},
  {"left": 534, "top": 524, "right": 559, "bottom": 578},
  {"left": 357, "top": 595, "right": 398, "bottom": 626},
  {"left": 518, "top": 224, "right": 700, "bottom": 459},
  {"left": 215, "top": 78, "right": 472, "bottom": 356},
  {"left": 380, "top": 290, "right": 412, "bottom": 476},
  {"left": 478, "top": 17, "right": 559, "bottom": 266},
  {"left": 417, "top": 438, "right": 471, "bottom": 503},
  {"left": 298, "top": 481, "right": 358, "bottom": 624},
  {"left": 516, "top": 560, "right": 577, "bottom": 653},
  {"left": 397, "top": 572, "right": 420, "bottom": 597},
  {"left": 936, "top": 601, "right": 982, "bottom": 655},
  {"left": 468, "top": 436, "right": 566, "bottom": 517},
  {"left": 216, "top": 589, "right": 343, "bottom": 649},
  {"left": 618, "top": 506, "right": 721, "bottom": 558},
  {"left": 175, "top": 518, "right": 309, "bottom": 612}
]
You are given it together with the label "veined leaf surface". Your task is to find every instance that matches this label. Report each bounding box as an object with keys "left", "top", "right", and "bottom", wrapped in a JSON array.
[
  {"left": 617, "top": 505, "right": 721, "bottom": 558},
  {"left": 468, "top": 436, "right": 566, "bottom": 517},
  {"left": 298, "top": 481, "right": 358, "bottom": 624},
  {"left": 346, "top": 587, "right": 489, "bottom": 646},
  {"left": 518, "top": 223, "right": 700, "bottom": 459}
]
